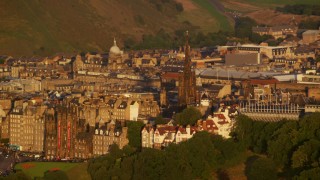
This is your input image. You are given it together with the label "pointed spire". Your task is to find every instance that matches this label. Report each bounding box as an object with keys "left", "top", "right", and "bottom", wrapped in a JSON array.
[
  {"left": 114, "top": 37, "right": 117, "bottom": 46},
  {"left": 185, "top": 30, "right": 189, "bottom": 46},
  {"left": 185, "top": 30, "right": 190, "bottom": 61}
]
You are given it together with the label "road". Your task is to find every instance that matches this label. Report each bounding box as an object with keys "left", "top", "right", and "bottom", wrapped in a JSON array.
[
  {"left": 207, "top": 0, "right": 236, "bottom": 23},
  {"left": 0, "top": 148, "right": 34, "bottom": 176},
  {"left": 0, "top": 151, "right": 14, "bottom": 175}
]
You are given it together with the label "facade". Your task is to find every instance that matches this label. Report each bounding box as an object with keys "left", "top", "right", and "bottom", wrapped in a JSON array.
[
  {"left": 93, "top": 123, "right": 128, "bottom": 156},
  {"left": 9, "top": 104, "right": 46, "bottom": 152},
  {"left": 302, "top": 29, "right": 320, "bottom": 44},
  {"left": 239, "top": 103, "right": 300, "bottom": 121},
  {"left": 55, "top": 105, "right": 77, "bottom": 159},
  {"left": 225, "top": 53, "right": 261, "bottom": 66},
  {"left": 252, "top": 24, "right": 297, "bottom": 39},
  {"left": 44, "top": 108, "right": 57, "bottom": 159},
  {"left": 142, "top": 125, "right": 196, "bottom": 149},
  {"left": 132, "top": 54, "right": 157, "bottom": 68},
  {"left": 221, "top": 45, "right": 295, "bottom": 60}
]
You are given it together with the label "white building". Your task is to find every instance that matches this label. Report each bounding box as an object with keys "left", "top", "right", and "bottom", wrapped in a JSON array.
[{"left": 206, "top": 107, "right": 237, "bottom": 138}]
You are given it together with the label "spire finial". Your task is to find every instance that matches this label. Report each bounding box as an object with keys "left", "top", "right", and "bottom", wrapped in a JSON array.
[
  {"left": 186, "top": 30, "right": 189, "bottom": 45},
  {"left": 114, "top": 37, "right": 117, "bottom": 46}
]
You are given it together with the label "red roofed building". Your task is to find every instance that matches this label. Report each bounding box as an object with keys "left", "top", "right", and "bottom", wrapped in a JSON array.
[
  {"left": 161, "top": 72, "right": 180, "bottom": 83},
  {"left": 198, "top": 119, "right": 219, "bottom": 134}
]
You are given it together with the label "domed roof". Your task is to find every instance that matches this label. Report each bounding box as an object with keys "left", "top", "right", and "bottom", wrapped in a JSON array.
[{"left": 109, "top": 38, "right": 121, "bottom": 55}]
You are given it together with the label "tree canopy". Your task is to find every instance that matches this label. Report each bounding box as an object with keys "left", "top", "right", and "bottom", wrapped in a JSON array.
[
  {"left": 88, "top": 112, "right": 320, "bottom": 179},
  {"left": 234, "top": 113, "right": 320, "bottom": 178},
  {"left": 127, "top": 121, "right": 145, "bottom": 149},
  {"left": 174, "top": 107, "right": 202, "bottom": 126}
]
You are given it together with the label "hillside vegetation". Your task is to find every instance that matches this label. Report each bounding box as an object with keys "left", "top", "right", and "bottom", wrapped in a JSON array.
[
  {"left": 86, "top": 113, "right": 320, "bottom": 180},
  {"left": 1, "top": 0, "right": 320, "bottom": 56},
  {"left": 0, "top": 0, "right": 187, "bottom": 56},
  {"left": 0, "top": 0, "right": 235, "bottom": 56}
]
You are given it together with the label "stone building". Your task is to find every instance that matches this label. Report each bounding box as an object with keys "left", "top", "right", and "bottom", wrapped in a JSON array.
[
  {"left": 132, "top": 54, "right": 157, "bottom": 68},
  {"left": 108, "top": 38, "right": 127, "bottom": 70},
  {"left": 93, "top": 121, "right": 128, "bottom": 156},
  {"left": 141, "top": 125, "right": 196, "bottom": 149},
  {"left": 44, "top": 108, "right": 57, "bottom": 159},
  {"left": 9, "top": 103, "right": 46, "bottom": 152},
  {"left": 302, "top": 28, "right": 320, "bottom": 44},
  {"left": 74, "top": 133, "right": 93, "bottom": 159},
  {"left": 55, "top": 104, "right": 78, "bottom": 159}
]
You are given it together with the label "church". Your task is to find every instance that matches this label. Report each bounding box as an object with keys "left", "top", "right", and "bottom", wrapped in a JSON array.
[
  {"left": 108, "top": 38, "right": 126, "bottom": 70},
  {"left": 178, "top": 31, "right": 197, "bottom": 106}
]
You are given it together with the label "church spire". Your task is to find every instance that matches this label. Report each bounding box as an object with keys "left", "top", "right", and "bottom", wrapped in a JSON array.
[
  {"left": 114, "top": 37, "right": 117, "bottom": 46},
  {"left": 185, "top": 30, "right": 190, "bottom": 62},
  {"left": 178, "top": 30, "right": 197, "bottom": 106},
  {"left": 185, "top": 30, "right": 189, "bottom": 47}
]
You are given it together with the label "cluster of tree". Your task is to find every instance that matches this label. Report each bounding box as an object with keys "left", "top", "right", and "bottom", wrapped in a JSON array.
[
  {"left": 0, "top": 169, "right": 69, "bottom": 180},
  {"left": 173, "top": 107, "right": 202, "bottom": 126},
  {"left": 276, "top": 5, "right": 320, "bottom": 16},
  {"left": 87, "top": 132, "right": 246, "bottom": 180},
  {"left": 233, "top": 113, "right": 320, "bottom": 179},
  {"left": 127, "top": 16, "right": 294, "bottom": 51},
  {"left": 126, "top": 121, "right": 145, "bottom": 149},
  {"left": 0, "top": 171, "right": 29, "bottom": 180},
  {"left": 234, "top": 17, "right": 281, "bottom": 45},
  {"left": 124, "top": 28, "right": 232, "bottom": 50},
  {"left": 86, "top": 111, "right": 320, "bottom": 179},
  {"left": 148, "top": 0, "right": 183, "bottom": 13},
  {"left": 299, "top": 19, "right": 320, "bottom": 29}
]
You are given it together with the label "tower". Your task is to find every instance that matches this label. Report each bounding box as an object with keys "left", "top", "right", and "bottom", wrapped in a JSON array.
[
  {"left": 160, "top": 87, "right": 167, "bottom": 107},
  {"left": 108, "top": 38, "right": 124, "bottom": 70},
  {"left": 178, "top": 31, "right": 197, "bottom": 106}
]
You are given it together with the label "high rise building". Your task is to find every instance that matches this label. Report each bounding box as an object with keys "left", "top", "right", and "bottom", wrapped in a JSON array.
[{"left": 178, "top": 31, "right": 197, "bottom": 106}]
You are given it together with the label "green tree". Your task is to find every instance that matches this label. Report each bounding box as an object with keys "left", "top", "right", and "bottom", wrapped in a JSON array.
[
  {"left": 296, "top": 167, "right": 320, "bottom": 180},
  {"left": 235, "top": 17, "right": 257, "bottom": 39},
  {"left": 154, "top": 115, "right": 167, "bottom": 125},
  {"left": 267, "top": 121, "right": 299, "bottom": 166},
  {"left": 94, "top": 167, "right": 108, "bottom": 180},
  {"left": 43, "top": 170, "right": 68, "bottom": 180},
  {"left": 291, "top": 139, "right": 320, "bottom": 169},
  {"left": 127, "top": 121, "right": 144, "bottom": 148},
  {"left": 174, "top": 107, "right": 202, "bottom": 126},
  {"left": 246, "top": 157, "right": 277, "bottom": 180},
  {"left": 0, "top": 171, "right": 30, "bottom": 180}
]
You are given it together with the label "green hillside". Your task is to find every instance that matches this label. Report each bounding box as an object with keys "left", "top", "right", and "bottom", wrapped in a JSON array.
[
  {"left": 0, "top": 0, "right": 188, "bottom": 56},
  {"left": 0, "top": 0, "right": 234, "bottom": 56},
  {"left": 243, "top": 0, "right": 320, "bottom": 6},
  {"left": 222, "top": 0, "right": 320, "bottom": 9},
  {"left": 0, "top": 0, "right": 319, "bottom": 56}
]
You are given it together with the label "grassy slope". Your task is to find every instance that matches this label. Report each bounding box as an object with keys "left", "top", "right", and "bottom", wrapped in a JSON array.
[
  {"left": 223, "top": 0, "right": 320, "bottom": 9},
  {"left": 15, "top": 162, "right": 81, "bottom": 179},
  {"left": 1, "top": 0, "right": 319, "bottom": 56},
  {"left": 0, "top": 0, "right": 183, "bottom": 56},
  {"left": 66, "top": 163, "right": 91, "bottom": 180},
  {"left": 177, "top": 0, "right": 233, "bottom": 33},
  {"left": 221, "top": 0, "right": 320, "bottom": 26},
  {"left": 242, "top": 0, "right": 320, "bottom": 6},
  {"left": 191, "top": 0, "right": 233, "bottom": 31}
]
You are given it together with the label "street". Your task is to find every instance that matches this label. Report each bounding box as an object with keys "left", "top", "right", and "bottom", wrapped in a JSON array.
[{"left": 0, "top": 148, "right": 14, "bottom": 176}]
